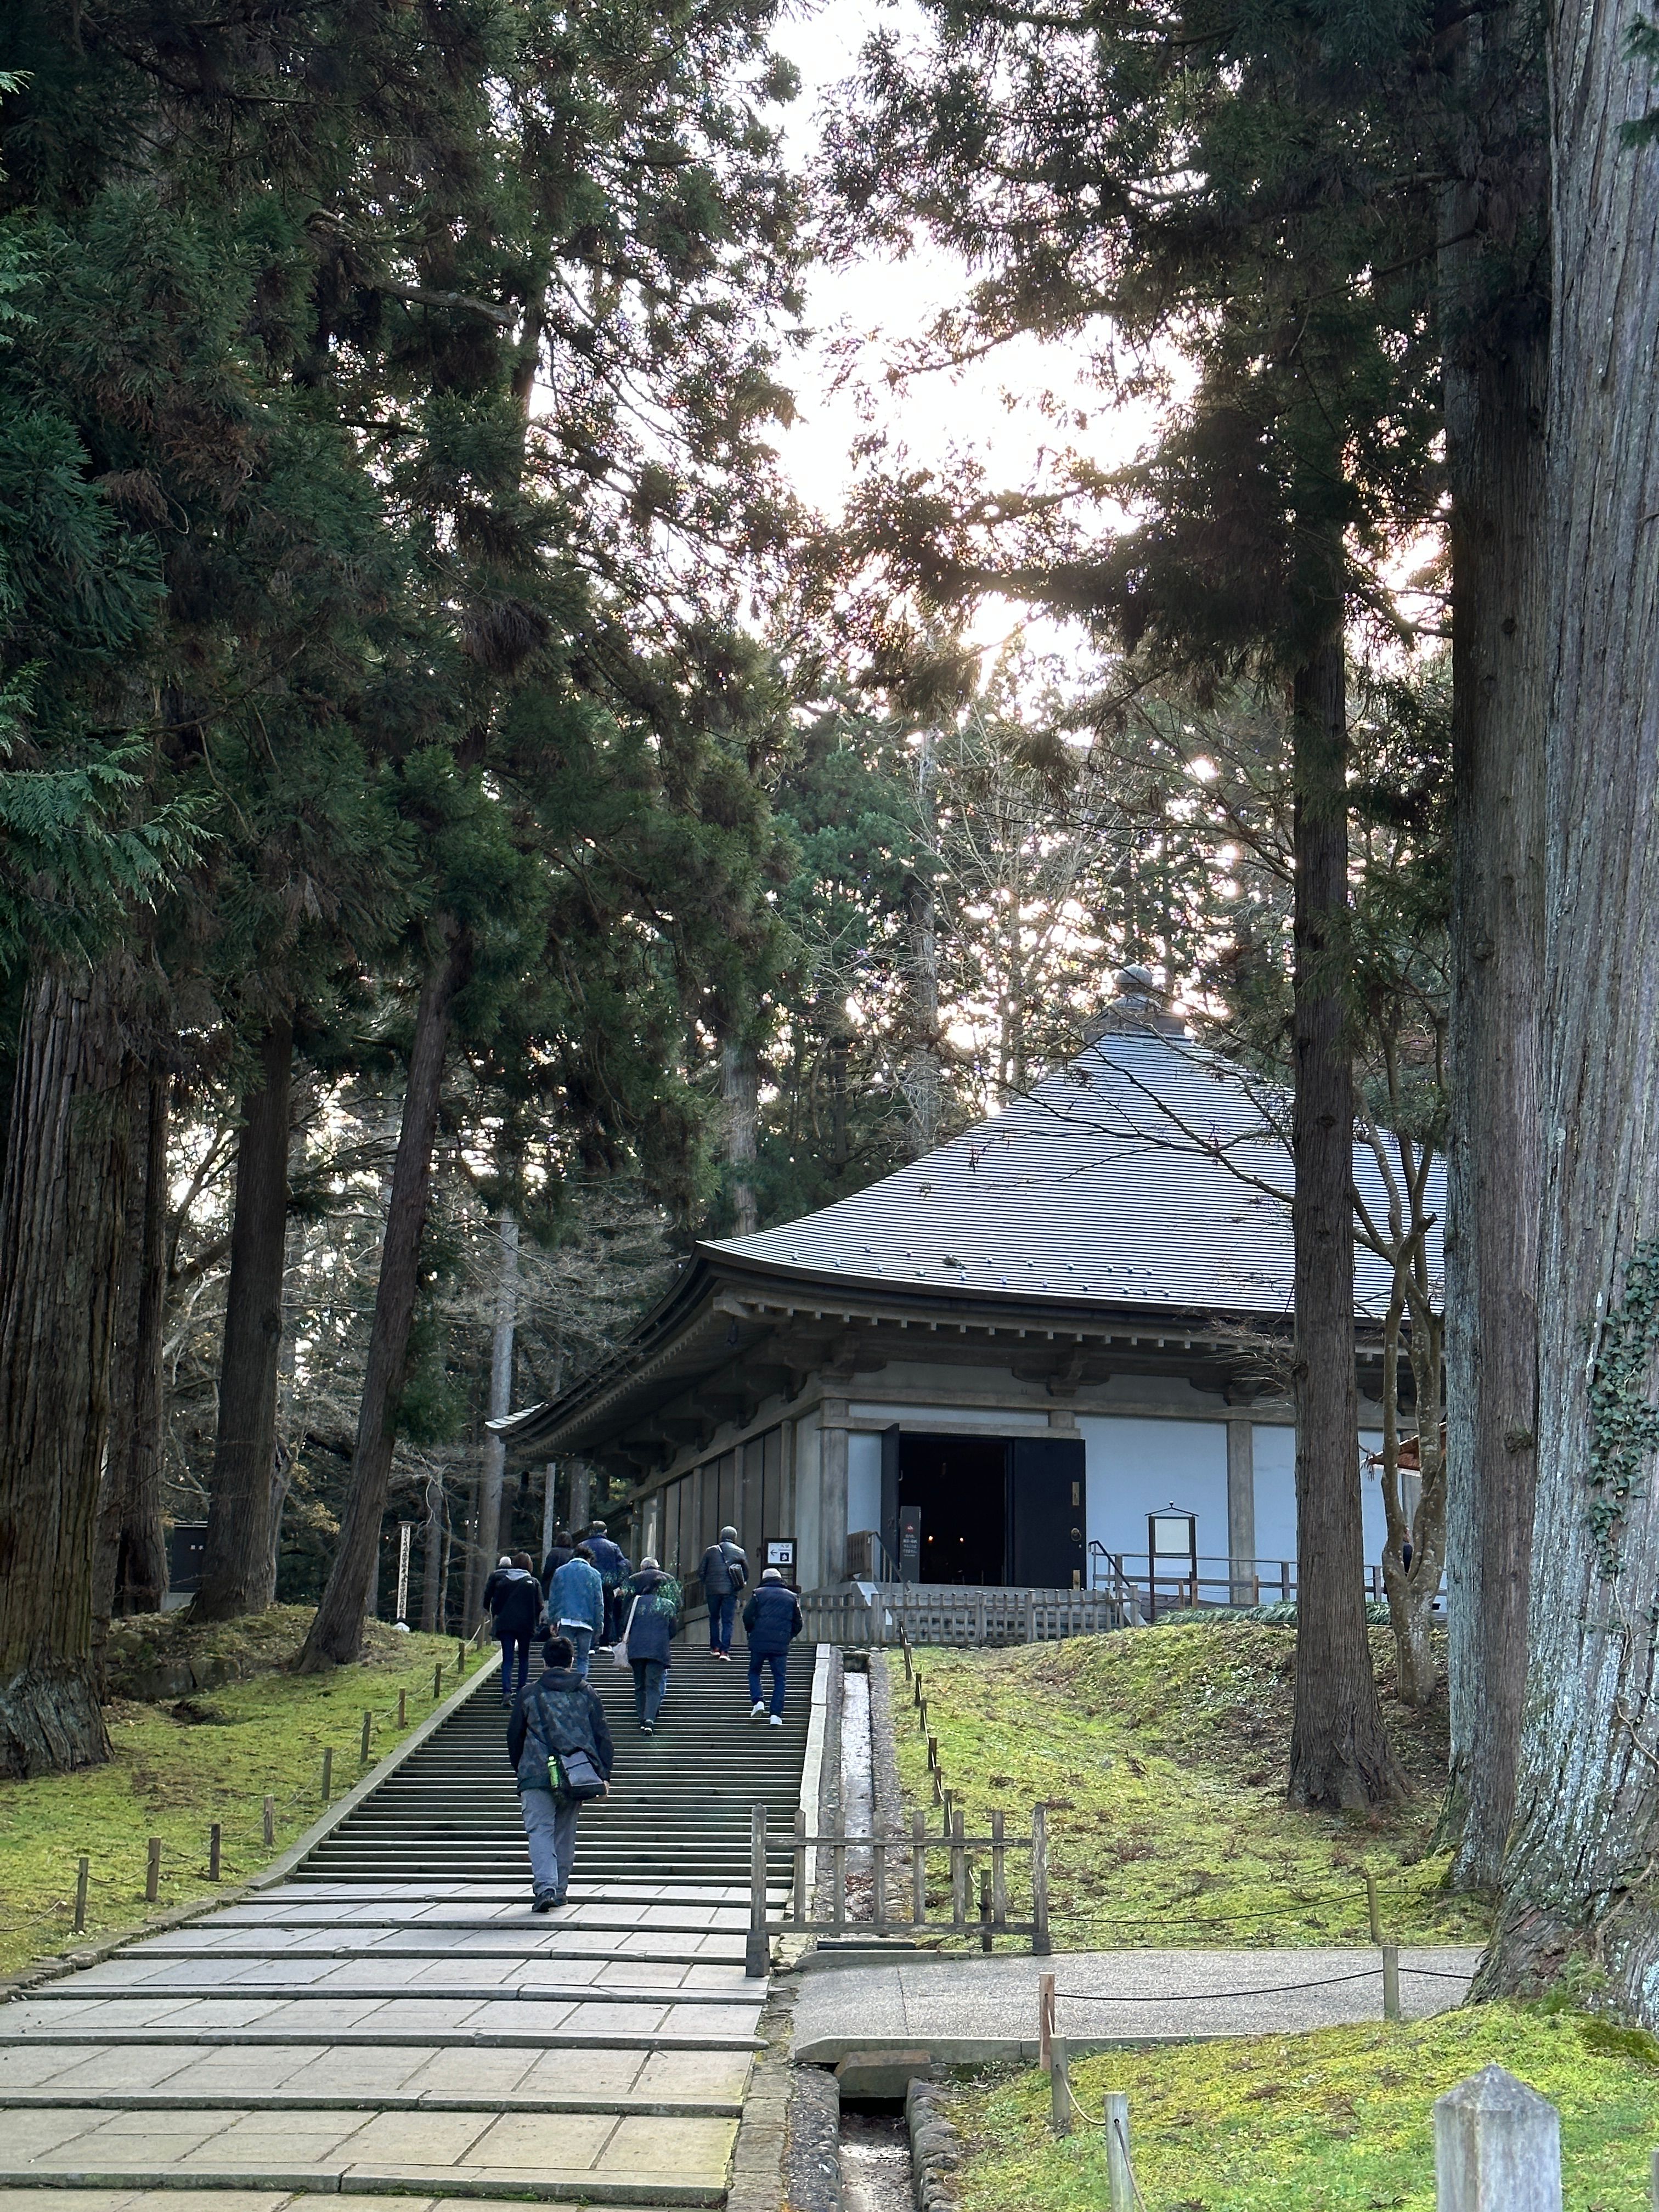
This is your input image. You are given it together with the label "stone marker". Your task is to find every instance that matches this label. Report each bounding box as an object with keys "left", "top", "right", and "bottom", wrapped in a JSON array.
[{"left": 1434, "top": 2064, "right": 1561, "bottom": 2211}]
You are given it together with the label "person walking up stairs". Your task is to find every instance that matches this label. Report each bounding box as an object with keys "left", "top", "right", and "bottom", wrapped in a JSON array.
[{"left": 743, "top": 1567, "right": 802, "bottom": 1726}]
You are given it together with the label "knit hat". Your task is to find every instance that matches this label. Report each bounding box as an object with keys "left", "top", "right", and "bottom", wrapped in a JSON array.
[{"left": 761, "top": 1566, "right": 783, "bottom": 1582}]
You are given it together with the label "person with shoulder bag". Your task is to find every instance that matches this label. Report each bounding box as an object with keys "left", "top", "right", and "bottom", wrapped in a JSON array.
[
  {"left": 616, "top": 1558, "right": 680, "bottom": 1733},
  {"left": 698, "top": 1525, "right": 749, "bottom": 1661},
  {"left": 506, "top": 1634, "right": 614, "bottom": 1911}
]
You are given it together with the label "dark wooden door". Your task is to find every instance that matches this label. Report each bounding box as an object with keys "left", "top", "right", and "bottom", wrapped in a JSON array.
[
  {"left": 881, "top": 1424, "right": 901, "bottom": 1576},
  {"left": 1009, "top": 1438, "right": 1087, "bottom": 1588}
]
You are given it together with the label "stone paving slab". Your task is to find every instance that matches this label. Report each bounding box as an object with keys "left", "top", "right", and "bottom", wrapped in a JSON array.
[{"left": 793, "top": 1944, "right": 1483, "bottom": 2056}]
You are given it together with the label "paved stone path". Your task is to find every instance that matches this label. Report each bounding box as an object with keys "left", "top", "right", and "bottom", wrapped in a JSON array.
[
  {"left": 0, "top": 1653, "right": 811, "bottom": 2208},
  {"left": 793, "top": 1944, "right": 1485, "bottom": 2061}
]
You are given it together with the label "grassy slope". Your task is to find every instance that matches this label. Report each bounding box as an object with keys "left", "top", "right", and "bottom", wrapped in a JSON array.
[
  {"left": 890, "top": 1623, "right": 1489, "bottom": 1948},
  {"left": 947, "top": 2006, "right": 1659, "bottom": 2211},
  {"left": 0, "top": 1608, "right": 474, "bottom": 1979}
]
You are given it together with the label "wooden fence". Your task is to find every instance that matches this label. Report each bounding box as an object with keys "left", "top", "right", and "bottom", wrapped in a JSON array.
[
  {"left": 800, "top": 1582, "right": 1132, "bottom": 1647},
  {"left": 744, "top": 1799, "right": 1048, "bottom": 1974}
]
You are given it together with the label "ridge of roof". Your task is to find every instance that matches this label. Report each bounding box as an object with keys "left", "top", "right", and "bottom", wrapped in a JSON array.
[{"left": 701, "top": 1023, "right": 1441, "bottom": 1321}]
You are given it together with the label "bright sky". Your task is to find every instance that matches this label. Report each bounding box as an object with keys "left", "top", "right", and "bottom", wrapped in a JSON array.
[{"left": 768, "top": 0, "right": 1161, "bottom": 580}]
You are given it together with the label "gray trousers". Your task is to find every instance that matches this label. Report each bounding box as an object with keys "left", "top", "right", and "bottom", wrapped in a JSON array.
[{"left": 520, "top": 1787, "right": 580, "bottom": 1900}]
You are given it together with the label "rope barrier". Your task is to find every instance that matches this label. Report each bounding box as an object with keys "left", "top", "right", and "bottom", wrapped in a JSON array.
[{"left": 1056, "top": 1966, "right": 1384, "bottom": 2003}]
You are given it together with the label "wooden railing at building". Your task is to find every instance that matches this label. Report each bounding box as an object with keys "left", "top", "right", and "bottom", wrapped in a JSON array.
[{"left": 800, "top": 1581, "right": 1132, "bottom": 1647}]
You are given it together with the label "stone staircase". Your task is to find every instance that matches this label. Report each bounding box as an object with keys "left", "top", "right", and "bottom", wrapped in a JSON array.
[{"left": 0, "top": 1641, "right": 814, "bottom": 2209}]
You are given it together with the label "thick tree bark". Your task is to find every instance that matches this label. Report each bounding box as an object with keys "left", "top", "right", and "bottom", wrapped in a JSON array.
[
  {"left": 421, "top": 1465, "right": 444, "bottom": 1633},
  {"left": 195, "top": 1018, "right": 294, "bottom": 1621},
  {"left": 720, "top": 1043, "right": 759, "bottom": 1235},
  {"left": 93, "top": 1065, "right": 169, "bottom": 1630},
  {"left": 1438, "top": 0, "right": 1549, "bottom": 1892},
  {"left": 1476, "top": 7, "right": 1659, "bottom": 2013},
  {"left": 905, "top": 730, "right": 942, "bottom": 1158},
  {"left": 475, "top": 1207, "right": 518, "bottom": 1582},
  {"left": 1286, "top": 634, "right": 1402, "bottom": 1810},
  {"left": 0, "top": 966, "right": 135, "bottom": 1776},
  {"left": 300, "top": 930, "right": 467, "bottom": 1668}
]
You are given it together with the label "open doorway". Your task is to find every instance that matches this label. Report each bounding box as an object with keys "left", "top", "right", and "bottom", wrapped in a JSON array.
[{"left": 897, "top": 1433, "right": 1007, "bottom": 1584}]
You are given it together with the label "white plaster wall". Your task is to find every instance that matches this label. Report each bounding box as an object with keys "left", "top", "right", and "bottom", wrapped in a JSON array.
[
  {"left": 1252, "top": 1423, "right": 1390, "bottom": 1582},
  {"left": 848, "top": 1430, "right": 882, "bottom": 1534},
  {"left": 1079, "top": 1417, "right": 1230, "bottom": 1568}
]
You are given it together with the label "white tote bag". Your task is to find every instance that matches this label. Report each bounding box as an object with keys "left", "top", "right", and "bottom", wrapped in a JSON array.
[{"left": 611, "top": 1596, "right": 639, "bottom": 1669}]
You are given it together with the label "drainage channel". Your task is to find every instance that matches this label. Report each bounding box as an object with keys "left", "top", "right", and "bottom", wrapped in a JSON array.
[{"left": 839, "top": 2108, "right": 913, "bottom": 2212}]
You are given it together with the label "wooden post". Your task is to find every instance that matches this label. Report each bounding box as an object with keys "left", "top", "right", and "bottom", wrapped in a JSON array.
[
  {"left": 73, "top": 1856, "right": 88, "bottom": 1934},
  {"left": 793, "top": 1808, "right": 808, "bottom": 1927},
  {"left": 1031, "top": 1803, "right": 1051, "bottom": 1955},
  {"left": 991, "top": 1807, "right": 1007, "bottom": 1927},
  {"left": 928, "top": 1733, "right": 938, "bottom": 1771},
  {"left": 1050, "top": 2036, "right": 1071, "bottom": 2136},
  {"left": 745, "top": 1804, "right": 769, "bottom": 1978},
  {"left": 262, "top": 1796, "right": 275, "bottom": 1849},
  {"left": 1383, "top": 1943, "right": 1401, "bottom": 2023},
  {"left": 980, "top": 1868, "right": 993, "bottom": 1952},
  {"left": 1434, "top": 2064, "right": 1561, "bottom": 2211},
  {"left": 913, "top": 1671, "right": 922, "bottom": 1706},
  {"left": 912, "top": 1809, "right": 927, "bottom": 1926},
  {"left": 832, "top": 1808, "right": 847, "bottom": 1933},
  {"left": 145, "top": 1836, "right": 160, "bottom": 1904},
  {"left": 941, "top": 1785, "right": 952, "bottom": 1832},
  {"left": 933, "top": 1765, "right": 944, "bottom": 1805},
  {"left": 1365, "top": 1870, "right": 1383, "bottom": 1945},
  {"left": 902, "top": 1633, "right": 913, "bottom": 1682},
  {"left": 320, "top": 1747, "right": 333, "bottom": 1804},
  {"left": 1105, "top": 2092, "right": 1135, "bottom": 2212},
  {"left": 360, "top": 1710, "right": 372, "bottom": 1764},
  {"left": 1038, "top": 1971, "right": 1056, "bottom": 2072},
  {"left": 950, "top": 1808, "right": 967, "bottom": 1929},
  {"left": 208, "top": 1824, "right": 221, "bottom": 1881},
  {"left": 873, "top": 1836, "right": 888, "bottom": 1930},
  {"left": 433, "top": 1662, "right": 442, "bottom": 1699},
  {"left": 457, "top": 1638, "right": 467, "bottom": 1672},
  {"left": 397, "top": 1689, "right": 407, "bottom": 1729}
]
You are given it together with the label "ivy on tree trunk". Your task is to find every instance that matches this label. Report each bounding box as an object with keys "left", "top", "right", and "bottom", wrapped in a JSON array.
[{"left": 1476, "top": 0, "right": 1659, "bottom": 2007}]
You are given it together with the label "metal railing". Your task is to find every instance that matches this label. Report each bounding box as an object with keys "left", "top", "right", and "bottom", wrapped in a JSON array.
[
  {"left": 1092, "top": 1549, "right": 1446, "bottom": 1617},
  {"left": 744, "top": 1799, "right": 1049, "bottom": 1975}
]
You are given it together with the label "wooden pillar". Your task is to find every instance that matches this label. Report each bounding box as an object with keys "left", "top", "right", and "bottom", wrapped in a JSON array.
[
  {"left": 1226, "top": 1419, "right": 1256, "bottom": 1604},
  {"left": 567, "top": 1458, "right": 591, "bottom": 1534},
  {"left": 820, "top": 1402, "right": 849, "bottom": 1586}
]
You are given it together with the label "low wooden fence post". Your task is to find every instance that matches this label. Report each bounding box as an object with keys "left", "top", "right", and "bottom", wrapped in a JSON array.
[
  {"left": 1383, "top": 1943, "right": 1401, "bottom": 2022},
  {"left": 1434, "top": 2065, "right": 1561, "bottom": 2210},
  {"left": 1037, "top": 1971, "right": 1056, "bottom": 2072},
  {"left": 360, "top": 1710, "right": 372, "bottom": 1764},
  {"left": 145, "top": 1837, "right": 160, "bottom": 1904},
  {"left": 73, "top": 1856, "right": 88, "bottom": 1934},
  {"left": 911, "top": 1810, "right": 927, "bottom": 1925},
  {"left": 1049, "top": 2035, "right": 1071, "bottom": 2136},
  {"left": 792, "top": 1808, "right": 808, "bottom": 1926},
  {"left": 262, "top": 1796, "right": 275, "bottom": 1849},
  {"left": 208, "top": 1824, "right": 221, "bottom": 1881},
  {"left": 745, "top": 1804, "right": 769, "bottom": 1979},
  {"left": 1031, "top": 1803, "right": 1051, "bottom": 1955},
  {"left": 1104, "top": 2092, "right": 1135, "bottom": 2212},
  {"left": 320, "top": 1747, "right": 333, "bottom": 1804}
]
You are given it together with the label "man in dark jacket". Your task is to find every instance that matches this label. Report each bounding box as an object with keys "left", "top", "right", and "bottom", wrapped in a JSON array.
[
  {"left": 584, "top": 1520, "right": 631, "bottom": 1646},
  {"left": 618, "top": 1558, "right": 680, "bottom": 1733},
  {"left": 506, "top": 1635, "right": 614, "bottom": 1910},
  {"left": 698, "top": 1525, "right": 749, "bottom": 1661},
  {"left": 742, "top": 1567, "right": 803, "bottom": 1725},
  {"left": 538, "top": 1529, "right": 575, "bottom": 1596},
  {"left": 483, "top": 1553, "right": 542, "bottom": 1703}
]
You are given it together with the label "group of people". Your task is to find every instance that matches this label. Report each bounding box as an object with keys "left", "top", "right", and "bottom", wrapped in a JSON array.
[{"left": 495, "top": 1518, "right": 805, "bottom": 1911}]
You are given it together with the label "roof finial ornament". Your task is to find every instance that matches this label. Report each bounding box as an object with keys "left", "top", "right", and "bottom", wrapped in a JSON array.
[{"left": 1082, "top": 962, "right": 1187, "bottom": 1043}]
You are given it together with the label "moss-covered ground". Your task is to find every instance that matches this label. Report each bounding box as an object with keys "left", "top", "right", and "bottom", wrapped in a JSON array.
[
  {"left": 944, "top": 2004, "right": 1659, "bottom": 2210},
  {"left": 0, "top": 1608, "right": 473, "bottom": 1980},
  {"left": 890, "top": 1623, "right": 1489, "bottom": 1948}
]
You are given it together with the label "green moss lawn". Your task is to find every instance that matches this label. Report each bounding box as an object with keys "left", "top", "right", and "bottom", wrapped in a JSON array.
[
  {"left": 0, "top": 1609, "right": 476, "bottom": 1980},
  {"left": 890, "top": 1623, "right": 1489, "bottom": 1948},
  {"left": 944, "top": 2004, "right": 1659, "bottom": 2210}
]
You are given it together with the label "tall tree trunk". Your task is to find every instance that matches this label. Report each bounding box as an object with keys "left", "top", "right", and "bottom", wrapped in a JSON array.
[
  {"left": 720, "top": 1043, "right": 759, "bottom": 1235},
  {"left": 299, "top": 929, "right": 468, "bottom": 1668},
  {"left": 195, "top": 1018, "right": 294, "bottom": 1621},
  {"left": 1438, "top": 0, "right": 1549, "bottom": 1892},
  {"left": 476, "top": 1207, "right": 518, "bottom": 1577},
  {"left": 0, "top": 965, "right": 134, "bottom": 1776},
  {"left": 905, "top": 730, "right": 941, "bottom": 1158},
  {"left": 266, "top": 1096, "right": 310, "bottom": 1605},
  {"left": 94, "top": 1064, "right": 169, "bottom": 1630},
  {"left": 1286, "top": 634, "right": 1402, "bottom": 1810},
  {"left": 1476, "top": 6, "right": 1659, "bottom": 2013},
  {"left": 421, "top": 1464, "right": 444, "bottom": 1633}
]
